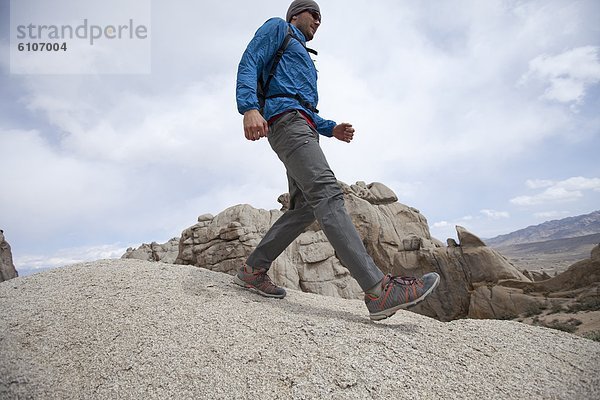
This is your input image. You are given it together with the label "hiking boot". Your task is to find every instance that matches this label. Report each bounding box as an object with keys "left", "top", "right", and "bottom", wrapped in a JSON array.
[
  {"left": 365, "top": 272, "right": 440, "bottom": 321},
  {"left": 233, "top": 264, "right": 286, "bottom": 299}
]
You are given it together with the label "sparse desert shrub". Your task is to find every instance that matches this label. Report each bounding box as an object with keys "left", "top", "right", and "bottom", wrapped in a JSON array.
[
  {"left": 544, "top": 318, "right": 582, "bottom": 334},
  {"left": 582, "top": 331, "right": 600, "bottom": 342},
  {"left": 548, "top": 303, "right": 564, "bottom": 314},
  {"left": 567, "top": 297, "right": 600, "bottom": 313},
  {"left": 523, "top": 303, "right": 544, "bottom": 317},
  {"left": 522, "top": 286, "right": 536, "bottom": 294}
]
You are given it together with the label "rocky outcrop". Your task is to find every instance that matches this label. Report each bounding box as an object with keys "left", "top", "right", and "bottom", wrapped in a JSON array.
[
  {"left": 470, "top": 244, "right": 600, "bottom": 320},
  {"left": 0, "top": 230, "right": 18, "bottom": 282},
  {"left": 123, "top": 181, "right": 597, "bottom": 327},
  {"left": 522, "top": 269, "right": 552, "bottom": 282},
  {"left": 456, "top": 225, "right": 487, "bottom": 247},
  {"left": 122, "top": 238, "right": 179, "bottom": 264},
  {"left": 497, "top": 244, "right": 600, "bottom": 295},
  {"left": 388, "top": 224, "right": 530, "bottom": 321},
  {"left": 166, "top": 181, "right": 532, "bottom": 320}
]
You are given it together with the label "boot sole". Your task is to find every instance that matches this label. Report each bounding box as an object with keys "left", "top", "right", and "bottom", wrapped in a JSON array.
[
  {"left": 369, "top": 273, "right": 441, "bottom": 321},
  {"left": 233, "top": 275, "right": 286, "bottom": 299}
]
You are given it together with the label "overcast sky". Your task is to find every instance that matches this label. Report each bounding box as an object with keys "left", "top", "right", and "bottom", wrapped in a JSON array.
[{"left": 1, "top": 0, "right": 599, "bottom": 276}]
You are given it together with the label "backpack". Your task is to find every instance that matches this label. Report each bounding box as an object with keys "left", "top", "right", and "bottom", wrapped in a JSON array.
[{"left": 257, "top": 25, "right": 319, "bottom": 114}]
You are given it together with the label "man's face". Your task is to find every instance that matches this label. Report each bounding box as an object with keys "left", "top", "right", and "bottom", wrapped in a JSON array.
[{"left": 292, "top": 9, "right": 321, "bottom": 41}]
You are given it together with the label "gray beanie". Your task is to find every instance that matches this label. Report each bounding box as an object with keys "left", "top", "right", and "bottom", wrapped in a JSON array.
[{"left": 286, "top": 0, "right": 320, "bottom": 22}]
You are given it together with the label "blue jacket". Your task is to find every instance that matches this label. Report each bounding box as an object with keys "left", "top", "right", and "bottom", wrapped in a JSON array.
[{"left": 236, "top": 18, "right": 336, "bottom": 137}]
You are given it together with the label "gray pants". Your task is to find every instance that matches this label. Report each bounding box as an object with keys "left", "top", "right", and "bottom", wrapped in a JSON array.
[{"left": 246, "top": 110, "right": 384, "bottom": 291}]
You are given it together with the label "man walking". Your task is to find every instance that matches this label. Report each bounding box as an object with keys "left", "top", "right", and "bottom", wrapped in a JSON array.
[{"left": 235, "top": 0, "right": 440, "bottom": 321}]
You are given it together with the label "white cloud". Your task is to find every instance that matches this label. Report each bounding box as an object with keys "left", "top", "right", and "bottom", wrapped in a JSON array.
[
  {"left": 511, "top": 177, "right": 600, "bottom": 206},
  {"left": 522, "top": 46, "right": 600, "bottom": 104},
  {"left": 560, "top": 176, "right": 600, "bottom": 191},
  {"left": 511, "top": 187, "right": 582, "bottom": 206},
  {"left": 480, "top": 209, "right": 510, "bottom": 219},
  {"left": 526, "top": 179, "right": 554, "bottom": 189},
  {"left": 24, "top": 77, "right": 243, "bottom": 168},
  {"left": 0, "top": 128, "right": 129, "bottom": 230},
  {"left": 314, "top": 0, "right": 590, "bottom": 178}
]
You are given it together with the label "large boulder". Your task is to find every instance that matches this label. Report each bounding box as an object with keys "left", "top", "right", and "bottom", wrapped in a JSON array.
[
  {"left": 456, "top": 225, "right": 487, "bottom": 247},
  {"left": 468, "top": 285, "right": 553, "bottom": 320},
  {"left": 370, "top": 224, "right": 530, "bottom": 321},
  {"left": 0, "top": 230, "right": 18, "bottom": 282},
  {"left": 323, "top": 183, "right": 529, "bottom": 320},
  {"left": 175, "top": 206, "right": 362, "bottom": 299}
]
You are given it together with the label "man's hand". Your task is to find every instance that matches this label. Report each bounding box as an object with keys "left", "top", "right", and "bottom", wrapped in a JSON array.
[
  {"left": 243, "top": 109, "right": 269, "bottom": 141},
  {"left": 332, "top": 122, "right": 355, "bottom": 143}
]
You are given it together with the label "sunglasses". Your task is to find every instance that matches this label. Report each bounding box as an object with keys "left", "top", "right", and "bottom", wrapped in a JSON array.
[{"left": 306, "top": 9, "right": 321, "bottom": 22}]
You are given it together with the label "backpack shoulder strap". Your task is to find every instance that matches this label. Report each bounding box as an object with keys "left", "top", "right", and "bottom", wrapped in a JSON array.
[
  {"left": 258, "top": 25, "right": 318, "bottom": 112},
  {"left": 287, "top": 29, "right": 318, "bottom": 55},
  {"left": 259, "top": 27, "right": 295, "bottom": 108}
]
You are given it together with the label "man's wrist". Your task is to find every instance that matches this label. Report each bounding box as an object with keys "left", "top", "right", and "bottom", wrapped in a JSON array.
[{"left": 239, "top": 105, "right": 260, "bottom": 115}]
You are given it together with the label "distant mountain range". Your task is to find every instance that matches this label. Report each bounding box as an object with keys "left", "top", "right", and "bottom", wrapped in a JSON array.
[
  {"left": 486, "top": 210, "right": 600, "bottom": 247},
  {"left": 485, "top": 210, "right": 600, "bottom": 272}
]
